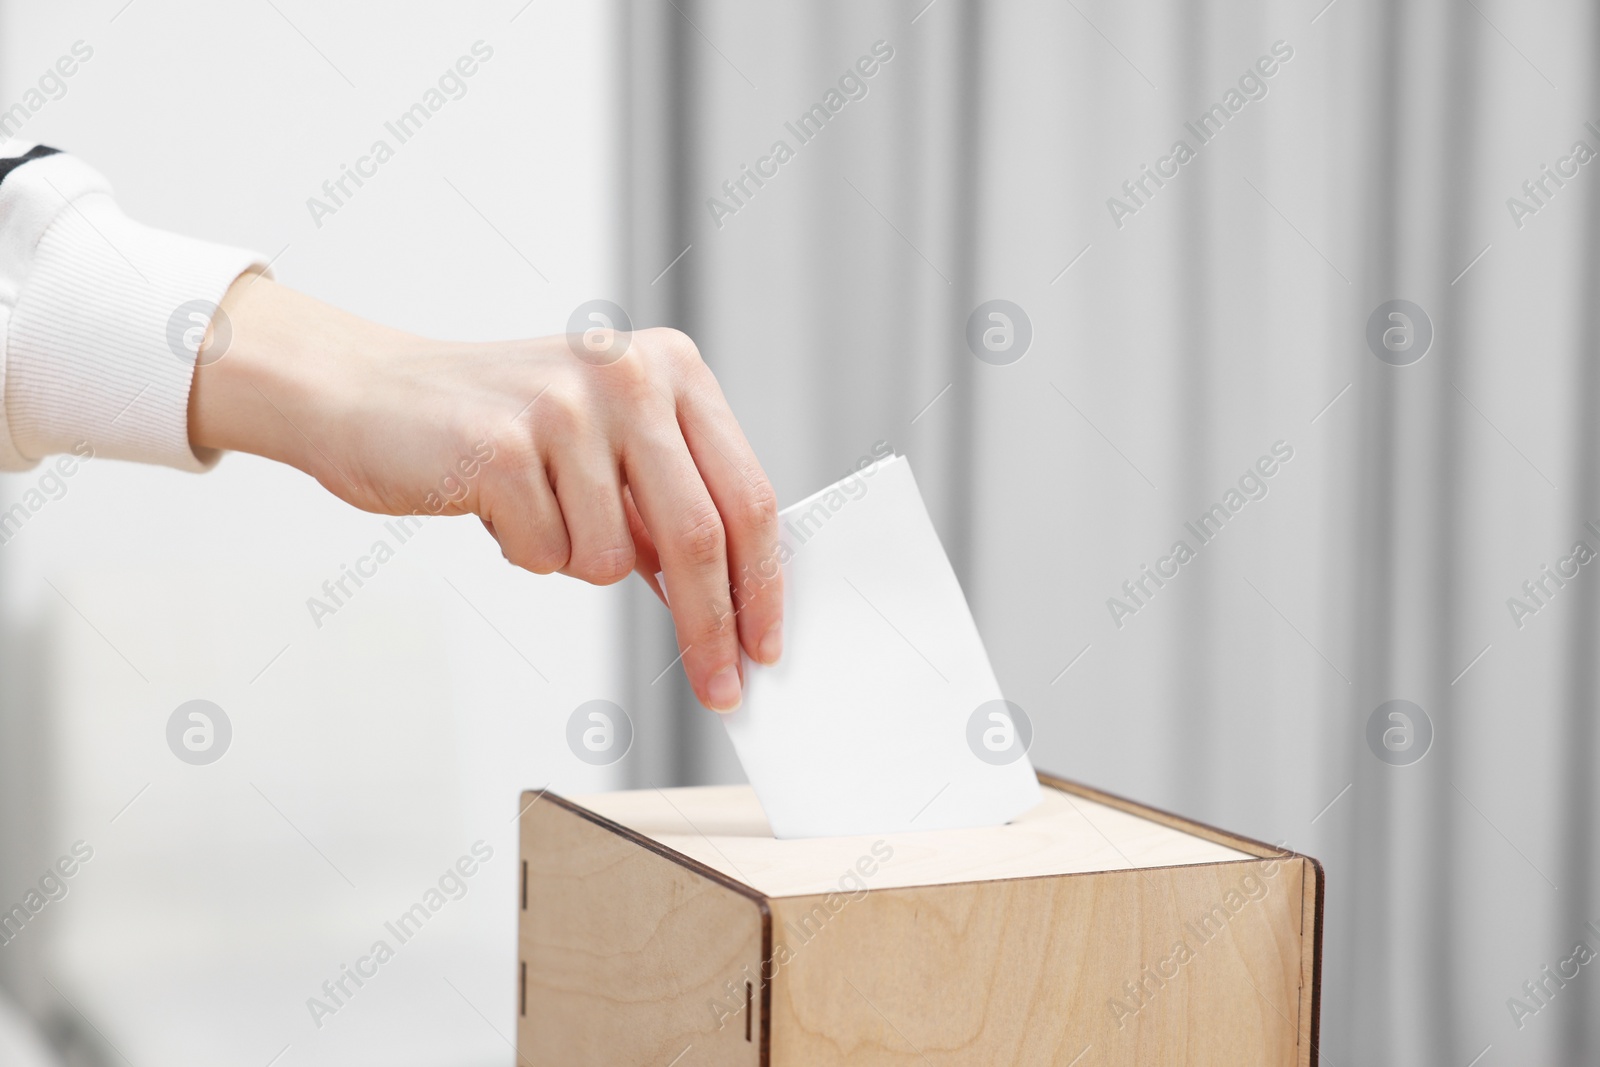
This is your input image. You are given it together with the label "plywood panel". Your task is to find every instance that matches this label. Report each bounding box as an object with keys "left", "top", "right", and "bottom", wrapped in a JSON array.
[
  {"left": 518, "top": 793, "right": 768, "bottom": 1067},
  {"left": 765, "top": 857, "right": 1307, "bottom": 1066}
]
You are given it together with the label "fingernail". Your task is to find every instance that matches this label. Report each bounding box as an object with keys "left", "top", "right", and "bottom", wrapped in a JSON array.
[
  {"left": 706, "top": 666, "right": 743, "bottom": 712},
  {"left": 758, "top": 622, "right": 783, "bottom": 665}
]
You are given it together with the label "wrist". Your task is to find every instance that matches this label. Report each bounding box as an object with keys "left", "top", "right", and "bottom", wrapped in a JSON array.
[{"left": 188, "top": 274, "right": 380, "bottom": 477}]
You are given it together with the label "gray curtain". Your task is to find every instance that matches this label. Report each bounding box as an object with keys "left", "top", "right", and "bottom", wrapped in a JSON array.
[
  {"left": 622, "top": 0, "right": 1600, "bottom": 1062},
  {"left": 620, "top": 0, "right": 986, "bottom": 786}
]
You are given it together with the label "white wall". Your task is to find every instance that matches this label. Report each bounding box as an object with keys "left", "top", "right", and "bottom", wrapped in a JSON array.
[{"left": 0, "top": 2, "right": 621, "bottom": 1064}]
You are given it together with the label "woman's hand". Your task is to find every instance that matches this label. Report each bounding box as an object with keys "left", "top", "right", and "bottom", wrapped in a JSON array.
[{"left": 188, "top": 273, "right": 781, "bottom": 712}]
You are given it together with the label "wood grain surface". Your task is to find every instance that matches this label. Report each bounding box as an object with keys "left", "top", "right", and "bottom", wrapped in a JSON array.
[
  {"left": 764, "top": 857, "right": 1308, "bottom": 1066},
  {"left": 520, "top": 777, "right": 1323, "bottom": 1066},
  {"left": 518, "top": 792, "right": 769, "bottom": 1066}
]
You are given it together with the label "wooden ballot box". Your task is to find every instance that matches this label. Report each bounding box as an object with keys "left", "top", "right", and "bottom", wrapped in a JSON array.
[{"left": 516, "top": 772, "right": 1324, "bottom": 1066}]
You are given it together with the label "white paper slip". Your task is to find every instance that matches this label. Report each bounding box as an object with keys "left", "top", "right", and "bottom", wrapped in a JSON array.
[{"left": 722, "top": 454, "right": 1042, "bottom": 839}]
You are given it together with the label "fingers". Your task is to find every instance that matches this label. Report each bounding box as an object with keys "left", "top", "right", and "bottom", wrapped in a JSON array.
[
  {"left": 623, "top": 425, "right": 743, "bottom": 712},
  {"left": 550, "top": 441, "right": 635, "bottom": 586},
  {"left": 624, "top": 488, "right": 667, "bottom": 606},
  {"left": 474, "top": 328, "right": 775, "bottom": 717},
  {"left": 480, "top": 454, "right": 571, "bottom": 574},
  {"left": 674, "top": 370, "right": 783, "bottom": 667}
]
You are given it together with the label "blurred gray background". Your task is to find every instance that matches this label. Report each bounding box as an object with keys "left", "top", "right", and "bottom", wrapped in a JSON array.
[{"left": 3, "top": 0, "right": 1597, "bottom": 1065}]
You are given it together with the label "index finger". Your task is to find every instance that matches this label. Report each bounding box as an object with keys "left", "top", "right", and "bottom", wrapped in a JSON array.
[
  {"left": 675, "top": 375, "right": 783, "bottom": 668},
  {"left": 624, "top": 424, "right": 744, "bottom": 712}
]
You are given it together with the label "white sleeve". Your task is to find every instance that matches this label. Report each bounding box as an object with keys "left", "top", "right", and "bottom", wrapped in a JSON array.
[{"left": 0, "top": 143, "right": 268, "bottom": 472}]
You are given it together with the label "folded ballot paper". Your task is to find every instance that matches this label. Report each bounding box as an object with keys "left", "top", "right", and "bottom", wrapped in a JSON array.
[{"left": 723, "top": 454, "right": 1042, "bottom": 839}]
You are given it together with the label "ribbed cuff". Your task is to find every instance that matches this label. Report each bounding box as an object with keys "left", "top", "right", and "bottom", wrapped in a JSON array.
[{"left": 1, "top": 152, "right": 267, "bottom": 471}]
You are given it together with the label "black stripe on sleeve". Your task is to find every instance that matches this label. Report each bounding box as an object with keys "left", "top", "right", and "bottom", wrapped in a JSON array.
[{"left": 0, "top": 145, "right": 62, "bottom": 188}]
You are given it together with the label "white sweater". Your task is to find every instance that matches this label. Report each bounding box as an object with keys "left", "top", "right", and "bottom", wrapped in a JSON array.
[{"left": 0, "top": 143, "right": 267, "bottom": 472}]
